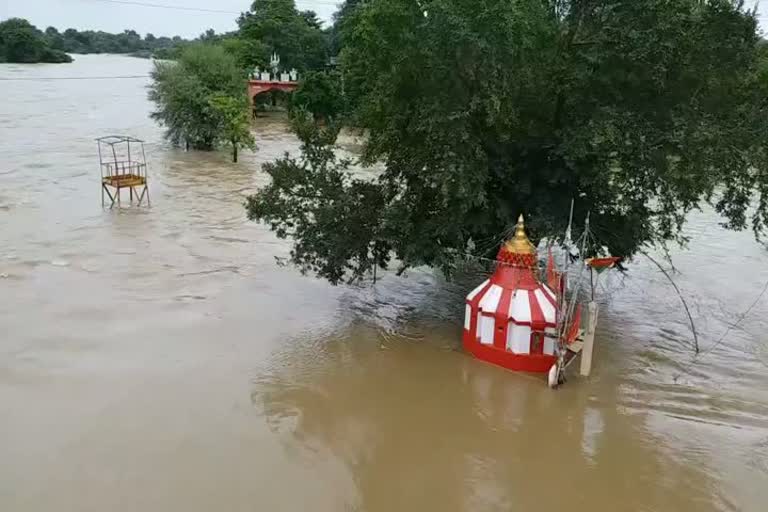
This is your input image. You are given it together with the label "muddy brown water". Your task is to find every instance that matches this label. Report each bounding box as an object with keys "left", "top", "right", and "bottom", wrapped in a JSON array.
[{"left": 1, "top": 55, "right": 767, "bottom": 511}]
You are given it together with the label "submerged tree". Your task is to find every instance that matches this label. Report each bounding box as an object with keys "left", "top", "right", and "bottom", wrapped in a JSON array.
[
  {"left": 246, "top": 112, "right": 388, "bottom": 283},
  {"left": 208, "top": 94, "right": 256, "bottom": 162},
  {"left": 247, "top": 0, "right": 768, "bottom": 283},
  {"left": 149, "top": 45, "right": 247, "bottom": 151}
]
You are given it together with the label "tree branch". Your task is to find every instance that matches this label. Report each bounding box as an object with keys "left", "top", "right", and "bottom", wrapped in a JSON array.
[{"left": 641, "top": 250, "right": 699, "bottom": 353}]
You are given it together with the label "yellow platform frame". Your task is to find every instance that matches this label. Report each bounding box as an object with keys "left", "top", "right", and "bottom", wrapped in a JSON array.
[
  {"left": 97, "top": 135, "right": 151, "bottom": 208},
  {"left": 101, "top": 174, "right": 150, "bottom": 208}
]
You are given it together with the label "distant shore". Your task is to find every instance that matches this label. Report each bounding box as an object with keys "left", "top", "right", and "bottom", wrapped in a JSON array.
[{"left": 0, "top": 17, "right": 187, "bottom": 65}]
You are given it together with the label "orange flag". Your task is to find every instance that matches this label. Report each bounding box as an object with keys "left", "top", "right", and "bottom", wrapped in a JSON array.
[
  {"left": 546, "top": 246, "right": 561, "bottom": 293},
  {"left": 565, "top": 304, "right": 582, "bottom": 345}
]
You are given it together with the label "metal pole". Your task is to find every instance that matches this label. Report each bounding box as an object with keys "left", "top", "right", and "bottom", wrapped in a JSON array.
[
  {"left": 580, "top": 301, "right": 599, "bottom": 376},
  {"left": 97, "top": 141, "right": 103, "bottom": 178},
  {"left": 141, "top": 142, "right": 148, "bottom": 181},
  {"left": 111, "top": 143, "right": 118, "bottom": 176},
  {"left": 98, "top": 141, "right": 104, "bottom": 205}
]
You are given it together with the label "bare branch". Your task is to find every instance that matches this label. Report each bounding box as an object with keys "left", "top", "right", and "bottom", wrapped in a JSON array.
[{"left": 641, "top": 250, "right": 700, "bottom": 354}]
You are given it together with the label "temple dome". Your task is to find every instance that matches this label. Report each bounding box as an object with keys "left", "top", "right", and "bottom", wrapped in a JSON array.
[{"left": 462, "top": 215, "right": 559, "bottom": 373}]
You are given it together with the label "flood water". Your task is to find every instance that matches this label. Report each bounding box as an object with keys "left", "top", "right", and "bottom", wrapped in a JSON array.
[{"left": 1, "top": 54, "right": 767, "bottom": 511}]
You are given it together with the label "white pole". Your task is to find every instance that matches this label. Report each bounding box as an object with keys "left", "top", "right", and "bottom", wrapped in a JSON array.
[{"left": 580, "top": 301, "right": 599, "bottom": 376}]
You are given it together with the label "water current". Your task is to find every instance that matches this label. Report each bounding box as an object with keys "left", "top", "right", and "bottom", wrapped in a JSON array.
[{"left": 1, "top": 55, "right": 767, "bottom": 511}]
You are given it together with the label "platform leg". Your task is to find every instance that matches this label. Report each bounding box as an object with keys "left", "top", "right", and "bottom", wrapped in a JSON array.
[
  {"left": 130, "top": 187, "right": 134, "bottom": 203},
  {"left": 580, "top": 301, "right": 599, "bottom": 377},
  {"left": 103, "top": 184, "right": 115, "bottom": 209},
  {"left": 117, "top": 187, "right": 121, "bottom": 208},
  {"left": 137, "top": 185, "right": 147, "bottom": 206}
]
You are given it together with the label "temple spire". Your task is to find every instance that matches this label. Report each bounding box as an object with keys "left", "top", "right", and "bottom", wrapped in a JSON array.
[{"left": 504, "top": 214, "right": 536, "bottom": 255}]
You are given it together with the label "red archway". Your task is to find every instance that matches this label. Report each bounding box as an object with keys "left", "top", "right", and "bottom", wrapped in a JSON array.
[{"left": 248, "top": 80, "right": 298, "bottom": 103}]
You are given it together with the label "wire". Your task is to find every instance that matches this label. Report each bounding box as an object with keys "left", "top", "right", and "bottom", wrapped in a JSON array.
[
  {"left": 694, "top": 278, "right": 768, "bottom": 360},
  {"left": 0, "top": 75, "right": 150, "bottom": 81},
  {"left": 85, "top": 0, "right": 343, "bottom": 13},
  {"left": 84, "top": 0, "right": 239, "bottom": 14}
]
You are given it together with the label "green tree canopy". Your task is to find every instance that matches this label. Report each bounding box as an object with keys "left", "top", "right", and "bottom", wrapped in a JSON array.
[
  {"left": 247, "top": 0, "right": 768, "bottom": 283},
  {"left": 0, "top": 18, "right": 71, "bottom": 63},
  {"left": 246, "top": 113, "right": 386, "bottom": 283},
  {"left": 329, "top": 0, "right": 365, "bottom": 55},
  {"left": 149, "top": 45, "right": 247, "bottom": 151},
  {"left": 291, "top": 71, "right": 345, "bottom": 121},
  {"left": 237, "top": 0, "right": 329, "bottom": 71},
  {"left": 44, "top": 25, "right": 187, "bottom": 56},
  {"left": 208, "top": 94, "right": 257, "bottom": 163}
]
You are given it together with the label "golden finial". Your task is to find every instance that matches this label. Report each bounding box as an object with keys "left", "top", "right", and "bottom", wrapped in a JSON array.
[{"left": 504, "top": 214, "right": 536, "bottom": 255}]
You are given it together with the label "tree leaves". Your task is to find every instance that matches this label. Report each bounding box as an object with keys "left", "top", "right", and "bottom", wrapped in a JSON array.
[
  {"left": 148, "top": 45, "right": 250, "bottom": 154},
  {"left": 246, "top": 112, "right": 389, "bottom": 284},
  {"left": 208, "top": 94, "right": 256, "bottom": 162},
  {"left": 237, "top": 0, "right": 329, "bottom": 71},
  {"left": 0, "top": 18, "right": 71, "bottom": 63},
  {"left": 249, "top": 0, "right": 768, "bottom": 283},
  {"left": 290, "top": 71, "right": 345, "bottom": 121}
]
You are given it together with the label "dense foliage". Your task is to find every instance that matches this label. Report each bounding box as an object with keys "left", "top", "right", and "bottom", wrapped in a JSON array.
[
  {"left": 247, "top": 0, "right": 768, "bottom": 284},
  {"left": 245, "top": 113, "right": 386, "bottom": 282},
  {"left": 0, "top": 18, "right": 71, "bottom": 63},
  {"left": 149, "top": 45, "right": 248, "bottom": 155},
  {"left": 237, "top": 0, "right": 329, "bottom": 71},
  {"left": 329, "top": 0, "right": 365, "bottom": 55},
  {"left": 291, "top": 71, "right": 345, "bottom": 121},
  {"left": 208, "top": 94, "right": 256, "bottom": 162}
]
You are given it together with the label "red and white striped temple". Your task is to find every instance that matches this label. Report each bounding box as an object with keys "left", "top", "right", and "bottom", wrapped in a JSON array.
[{"left": 463, "top": 215, "right": 559, "bottom": 373}]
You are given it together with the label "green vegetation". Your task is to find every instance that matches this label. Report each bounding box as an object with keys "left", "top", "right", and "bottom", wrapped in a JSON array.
[
  {"left": 0, "top": 17, "right": 191, "bottom": 62},
  {"left": 0, "top": 18, "right": 71, "bottom": 63},
  {"left": 149, "top": 45, "right": 248, "bottom": 159},
  {"left": 147, "top": 1, "right": 336, "bottom": 161},
  {"left": 291, "top": 71, "right": 345, "bottom": 121},
  {"left": 236, "top": 0, "right": 330, "bottom": 71},
  {"left": 246, "top": 0, "right": 768, "bottom": 284},
  {"left": 44, "top": 26, "right": 186, "bottom": 56},
  {"left": 329, "top": 0, "right": 364, "bottom": 55},
  {"left": 245, "top": 112, "right": 382, "bottom": 283},
  {"left": 208, "top": 94, "right": 256, "bottom": 163}
]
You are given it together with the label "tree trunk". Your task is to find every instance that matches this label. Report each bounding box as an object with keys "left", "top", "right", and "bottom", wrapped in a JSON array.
[{"left": 232, "top": 141, "right": 238, "bottom": 163}]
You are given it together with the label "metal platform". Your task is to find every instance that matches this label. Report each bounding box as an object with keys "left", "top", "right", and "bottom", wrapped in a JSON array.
[{"left": 97, "top": 135, "right": 150, "bottom": 208}]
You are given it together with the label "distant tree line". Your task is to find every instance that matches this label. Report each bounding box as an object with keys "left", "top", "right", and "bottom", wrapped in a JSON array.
[
  {"left": 44, "top": 26, "right": 188, "bottom": 57},
  {"left": 0, "top": 17, "right": 191, "bottom": 63},
  {"left": 0, "top": 18, "right": 71, "bottom": 63}
]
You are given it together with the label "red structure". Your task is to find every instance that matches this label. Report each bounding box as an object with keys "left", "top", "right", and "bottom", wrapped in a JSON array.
[
  {"left": 248, "top": 79, "right": 298, "bottom": 102},
  {"left": 463, "top": 215, "right": 559, "bottom": 373}
]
